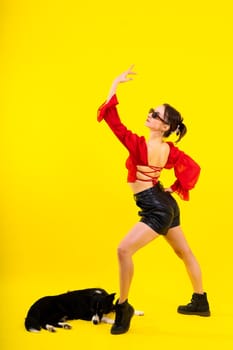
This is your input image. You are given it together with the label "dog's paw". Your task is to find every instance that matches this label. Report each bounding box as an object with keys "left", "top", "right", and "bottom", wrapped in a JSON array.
[
  {"left": 101, "top": 316, "right": 114, "bottom": 325},
  {"left": 134, "top": 310, "right": 144, "bottom": 316},
  {"left": 64, "top": 324, "right": 72, "bottom": 330},
  {"left": 46, "top": 324, "right": 56, "bottom": 332},
  {"left": 58, "top": 322, "right": 72, "bottom": 330}
]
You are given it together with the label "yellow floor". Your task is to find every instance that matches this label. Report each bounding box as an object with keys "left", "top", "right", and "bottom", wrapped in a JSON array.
[{"left": 1, "top": 270, "right": 233, "bottom": 350}]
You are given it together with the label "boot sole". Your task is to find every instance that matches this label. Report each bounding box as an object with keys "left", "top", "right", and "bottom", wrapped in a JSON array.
[{"left": 177, "top": 310, "right": 211, "bottom": 317}]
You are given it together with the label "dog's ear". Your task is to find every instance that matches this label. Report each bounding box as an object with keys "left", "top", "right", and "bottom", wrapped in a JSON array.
[{"left": 108, "top": 293, "right": 116, "bottom": 302}]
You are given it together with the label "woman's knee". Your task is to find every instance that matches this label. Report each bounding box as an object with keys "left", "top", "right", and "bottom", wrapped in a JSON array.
[
  {"left": 174, "top": 246, "right": 193, "bottom": 260},
  {"left": 117, "top": 242, "right": 132, "bottom": 259}
]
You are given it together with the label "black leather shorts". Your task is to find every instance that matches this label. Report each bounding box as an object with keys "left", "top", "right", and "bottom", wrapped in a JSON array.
[{"left": 134, "top": 183, "right": 180, "bottom": 235}]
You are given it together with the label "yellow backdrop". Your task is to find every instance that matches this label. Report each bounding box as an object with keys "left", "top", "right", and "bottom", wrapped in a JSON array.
[{"left": 1, "top": 0, "right": 233, "bottom": 349}]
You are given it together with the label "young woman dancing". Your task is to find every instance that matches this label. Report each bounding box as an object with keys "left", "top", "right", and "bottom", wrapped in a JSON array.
[{"left": 97, "top": 66, "right": 210, "bottom": 335}]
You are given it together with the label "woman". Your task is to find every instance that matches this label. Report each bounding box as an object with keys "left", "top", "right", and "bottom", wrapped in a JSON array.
[{"left": 97, "top": 66, "right": 210, "bottom": 335}]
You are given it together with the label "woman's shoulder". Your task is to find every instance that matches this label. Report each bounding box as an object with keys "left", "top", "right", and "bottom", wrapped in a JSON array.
[
  {"left": 165, "top": 141, "right": 200, "bottom": 169},
  {"left": 165, "top": 141, "right": 185, "bottom": 167},
  {"left": 166, "top": 141, "right": 185, "bottom": 154},
  {"left": 166, "top": 141, "right": 180, "bottom": 153}
]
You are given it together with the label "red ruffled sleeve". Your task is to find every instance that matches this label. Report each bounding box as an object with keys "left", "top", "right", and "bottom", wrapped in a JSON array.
[
  {"left": 97, "top": 94, "right": 147, "bottom": 162},
  {"left": 165, "top": 142, "right": 201, "bottom": 201},
  {"left": 97, "top": 94, "right": 119, "bottom": 122}
]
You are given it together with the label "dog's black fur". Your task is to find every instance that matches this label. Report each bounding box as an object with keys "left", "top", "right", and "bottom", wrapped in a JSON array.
[{"left": 25, "top": 288, "right": 116, "bottom": 332}]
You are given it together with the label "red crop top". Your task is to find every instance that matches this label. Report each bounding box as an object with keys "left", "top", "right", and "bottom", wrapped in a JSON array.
[{"left": 97, "top": 94, "right": 201, "bottom": 201}]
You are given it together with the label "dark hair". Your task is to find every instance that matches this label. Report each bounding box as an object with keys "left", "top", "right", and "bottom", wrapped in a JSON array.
[{"left": 163, "top": 103, "right": 187, "bottom": 143}]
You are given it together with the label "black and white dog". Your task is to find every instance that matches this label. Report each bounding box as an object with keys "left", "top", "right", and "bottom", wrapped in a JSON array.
[{"left": 25, "top": 288, "right": 116, "bottom": 332}]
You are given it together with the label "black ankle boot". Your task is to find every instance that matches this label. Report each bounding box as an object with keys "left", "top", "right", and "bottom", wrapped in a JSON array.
[
  {"left": 177, "top": 292, "right": 211, "bottom": 316},
  {"left": 111, "top": 300, "right": 134, "bottom": 335}
]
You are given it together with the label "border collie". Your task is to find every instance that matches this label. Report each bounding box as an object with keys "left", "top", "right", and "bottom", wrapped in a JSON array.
[{"left": 25, "top": 288, "right": 116, "bottom": 332}]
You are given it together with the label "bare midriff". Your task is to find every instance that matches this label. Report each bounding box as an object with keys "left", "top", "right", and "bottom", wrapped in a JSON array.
[
  {"left": 128, "top": 181, "right": 155, "bottom": 194},
  {"left": 128, "top": 165, "right": 162, "bottom": 194}
]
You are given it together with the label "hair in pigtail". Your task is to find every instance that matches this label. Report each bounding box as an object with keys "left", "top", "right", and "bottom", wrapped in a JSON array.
[
  {"left": 175, "top": 122, "right": 187, "bottom": 143},
  {"left": 163, "top": 103, "right": 187, "bottom": 143}
]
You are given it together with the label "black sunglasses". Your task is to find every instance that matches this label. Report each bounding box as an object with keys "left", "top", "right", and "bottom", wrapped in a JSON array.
[{"left": 149, "top": 108, "right": 170, "bottom": 125}]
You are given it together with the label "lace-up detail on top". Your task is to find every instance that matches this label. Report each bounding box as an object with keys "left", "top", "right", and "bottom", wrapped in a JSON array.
[{"left": 136, "top": 165, "right": 162, "bottom": 185}]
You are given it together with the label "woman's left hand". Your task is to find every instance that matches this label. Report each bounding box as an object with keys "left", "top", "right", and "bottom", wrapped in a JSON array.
[{"left": 164, "top": 187, "right": 173, "bottom": 193}]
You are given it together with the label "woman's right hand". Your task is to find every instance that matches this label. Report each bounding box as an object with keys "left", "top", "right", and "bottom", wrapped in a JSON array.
[
  {"left": 113, "top": 65, "right": 136, "bottom": 84},
  {"left": 106, "top": 65, "right": 136, "bottom": 102}
]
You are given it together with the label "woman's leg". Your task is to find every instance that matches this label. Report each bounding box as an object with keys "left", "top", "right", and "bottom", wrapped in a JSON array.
[
  {"left": 164, "top": 225, "right": 203, "bottom": 293},
  {"left": 117, "top": 222, "right": 160, "bottom": 303},
  {"left": 111, "top": 222, "right": 159, "bottom": 334},
  {"left": 164, "top": 225, "right": 210, "bottom": 316}
]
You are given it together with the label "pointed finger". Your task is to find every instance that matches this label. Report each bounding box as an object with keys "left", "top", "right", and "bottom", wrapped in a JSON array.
[{"left": 127, "top": 64, "right": 137, "bottom": 74}]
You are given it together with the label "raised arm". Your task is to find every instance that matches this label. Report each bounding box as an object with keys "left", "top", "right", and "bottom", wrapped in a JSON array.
[
  {"left": 106, "top": 65, "right": 136, "bottom": 102},
  {"left": 97, "top": 66, "right": 147, "bottom": 159}
]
